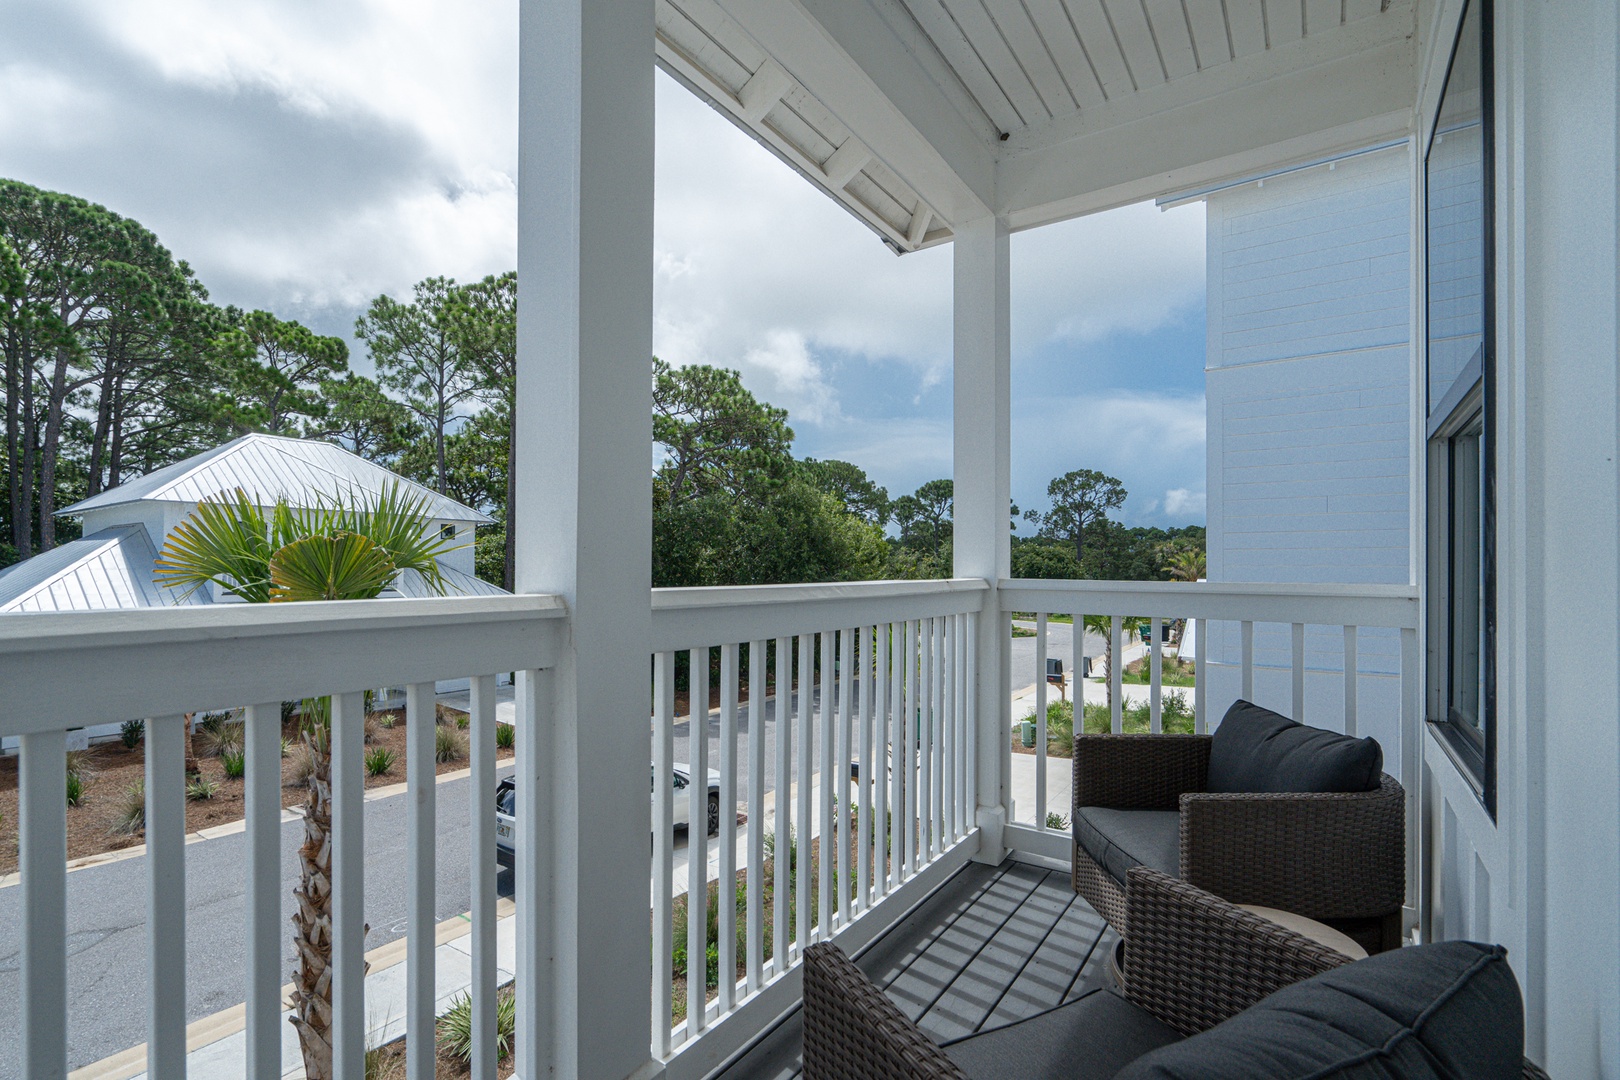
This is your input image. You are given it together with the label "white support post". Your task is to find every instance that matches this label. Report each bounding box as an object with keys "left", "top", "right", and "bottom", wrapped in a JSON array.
[
  {"left": 515, "top": 0, "right": 655, "bottom": 1074},
  {"left": 953, "top": 215, "right": 1011, "bottom": 864},
  {"left": 146, "top": 714, "right": 186, "bottom": 1078}
]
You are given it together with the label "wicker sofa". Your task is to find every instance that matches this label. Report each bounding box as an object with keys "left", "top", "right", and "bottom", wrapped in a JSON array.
[
  {"left": 1072, "top": 699, "right": 1406, "bottom": 954},
  {"left": 802, "top": 867, "right": 1543, "bottom": 1080}
]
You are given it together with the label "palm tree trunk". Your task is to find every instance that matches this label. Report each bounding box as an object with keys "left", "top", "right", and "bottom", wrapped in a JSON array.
[
  {"left": 182, "top": 712, "right": 200, "bottom": 778},
  {"left": 289, "top": 727, "right": 366, "bottom": 1079}
]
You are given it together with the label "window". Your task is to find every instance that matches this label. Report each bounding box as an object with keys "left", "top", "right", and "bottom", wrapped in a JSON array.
[{"left": 1425, "top": 0, "right": 1495, "bottom": 813}]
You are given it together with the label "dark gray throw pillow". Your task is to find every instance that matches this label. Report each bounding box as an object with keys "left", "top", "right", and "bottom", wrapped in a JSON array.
[
  {"left": 1115, "top": 941, "right": 1524, "bottom": 1080},
  {"left": 1206, "top": 699, "right": 1382, "bottom": 793}
]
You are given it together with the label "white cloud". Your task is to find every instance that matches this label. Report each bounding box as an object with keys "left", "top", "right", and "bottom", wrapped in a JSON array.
[
  {"left": 1164, "top": 488, "right": 1206, "bottom": 517},
  {"left": 1013, "top": 391, "right": 1206, "bottom": 527}
]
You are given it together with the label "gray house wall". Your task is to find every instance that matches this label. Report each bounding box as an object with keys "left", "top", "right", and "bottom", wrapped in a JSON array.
[{"left": 1201, "top": 145, "right": 1413, "bottom": 750}]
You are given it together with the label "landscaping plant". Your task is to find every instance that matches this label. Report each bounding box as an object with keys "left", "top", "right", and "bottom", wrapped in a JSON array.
[
  {"left": 495, "top": 722, "right": 515, "bottom": 750},
  {"left": 364, "top": 746, "right": 396, "bottom": 777},
  {"left": 187, "top": 775, "right": 222, "bottom": 800},
  {"left": 435, "top": 724, "right": 468, "bottom": 764},
  {"left": 65, "top": 771, "right": 84, "bottom": 808},
  {"left": 120, "top": 718, "right": 145, "bottom": 749},
  {"left": 112, "top": 781, "right": 146, "bottom": 835},
  {"left": 436, "top": 985, "right": 517, "bottom": 1065},
  {"left": 155, "top": 482, "right": 456, "bottom": 1080},
  {"left": 222, "top": 748, "right": 247, "bottom": 779}
]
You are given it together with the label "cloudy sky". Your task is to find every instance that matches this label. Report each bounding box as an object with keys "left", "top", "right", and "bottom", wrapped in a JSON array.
[{"left": 0, "top": 0, "right": 1207, "bottom": 529}]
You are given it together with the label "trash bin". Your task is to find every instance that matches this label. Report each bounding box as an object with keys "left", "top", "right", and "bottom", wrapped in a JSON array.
[{"left": 1020, "top": 720, "right": 1036, "bottom": 747}]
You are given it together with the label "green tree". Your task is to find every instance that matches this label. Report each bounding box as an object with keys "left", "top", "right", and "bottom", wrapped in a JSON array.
[
  {"left": 892, "top": 478, "right": 953, "bottom": 563},
  {"left": 1024, "top": 468, "right": 1127, "bottom": 564},
  {"left": 213, "top": 309, "right": 348, "bottom": 435},
  {"left": 450, "top": 272, "right": 517, "bottom": 587},
  {"left": 653, "top": 357, "right": 793, "bottom": 509},
  {"left": 154, "top": 483, "right": 457, "bottom": 1080},
  {"left": 799, "top": 457, "right": 889, "bottom": 526},
  {"left": 308, "top": 371, "right": 420, "bottom": 466},
  {"left": 356, "top": 276, "right": 480, "bottom": 495}
]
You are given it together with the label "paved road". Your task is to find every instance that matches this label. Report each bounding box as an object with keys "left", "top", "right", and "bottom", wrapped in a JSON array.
[{"left": 0, "top": 769, "right": 520, "bottom": 1075}]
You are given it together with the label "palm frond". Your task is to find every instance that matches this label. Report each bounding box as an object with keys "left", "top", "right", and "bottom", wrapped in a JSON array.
[
  {"left": 154, "top": 488, "right": 274, "bottom": 602},
  {"left": 269, "top": 532, "right": 398, "bottom": 602},
  {"left": 341, "top": 481, "right": 461, "bottom": 594}
]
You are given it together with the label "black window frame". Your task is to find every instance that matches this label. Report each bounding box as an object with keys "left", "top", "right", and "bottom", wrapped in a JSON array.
[{"left": 1423, "top": 0, "right": 1496, "bottom": 817}]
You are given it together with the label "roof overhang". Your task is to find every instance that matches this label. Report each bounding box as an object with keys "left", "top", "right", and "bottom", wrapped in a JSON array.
[{"left": 669, "top": 0, "right": 1426, "bottom": 240}]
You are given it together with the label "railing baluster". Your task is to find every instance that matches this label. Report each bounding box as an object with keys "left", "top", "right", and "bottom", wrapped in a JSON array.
[
  {"left": 1035, "top": 611, "right": 1048, "bottom": 829},
  {"left": 1292, "top": 622, "right": 1307, "bottom": 722},
  {"left": 1109, "top": 616, "right": 1124, "bottom": 734},
  {"left": 746, "top": 640, "right": 766, "bottom": 994},
  {"left": 1071, "top": 612, "right": 1085, "bottom": 750},
  {"left": 467, "top": 676, "right": 497, "bottom": 1080},
  {"left": 1150, "top": 616, "right": 1163, "bottom": 733},
  {"left": 1194, "top": 618, "right": 1207, "bottom": 734},
  {"left": 888, "top": 622, "right": 904, "bottom": 891},
  {"left": 931, "top": 618, "right": 945, "bottom": 853},
  {"left": 653, "top": 652, "right": 675, "bottom": 1052},
  {"left": 515, "top": 667, "right": 550, "bottom": 1080},
  {"left": 965, "top": 611, "right": 977, "bottom": 838},
  {"left": 19, "top": 730, "right": 67, "bottom": 1079},
  {"left": 245, "top": 703, "right": 283, "bottom": 1080},
  {"left": 1343, "top": 626, "right": 1359, "bottom": 736},
  {"left": 926, "top": 621, "right": 939, "bottom": 854},
  {"left": 817, "top": 632, "right": 834, "bottom": 939},
  {"left": 331, "top": 690, "right": 368, "bottom": 1079},
  {"left": 876, "top": 623, "right": 893, "bottom": 897},
  {"left": 943, "top": 616, "right": 956, "bottom": 842},
  {"left": 406, "top": 681, "right": 439, "bottom": 1080},
  {"left": 718, "top": 643, "right": 740, "bottom": 1012},
  {"left": 836, "top": 627, "right": 853, "bottom": 928},
  {"left": 903, "top": 619, "right": 918, "bottom": 875},
  {"left": 772, "top": 636, "right": 791, "bottom": 975},
  {"left": 687, "top": 647, "right": 710, "bottom": 1036},
  {"left": 797, "top": 633, "right": 814, "bottom": 954},
  {"left": 857, "top": 626, "right": 873, "bottom": 912},
  {"left": 147, "top": 714, "right": 187, "bottom": 1077},
  {"left": 1241, "top": 620, "right": 1255, "bottom": 701}
]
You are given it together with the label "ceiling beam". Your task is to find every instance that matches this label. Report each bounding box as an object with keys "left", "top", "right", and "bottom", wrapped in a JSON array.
[
  {"left": 997, "top": 17, "right": 1420, "bottom": 229},
  {"left": 715, "top": 0, "right": 995, "bottom": 226}
]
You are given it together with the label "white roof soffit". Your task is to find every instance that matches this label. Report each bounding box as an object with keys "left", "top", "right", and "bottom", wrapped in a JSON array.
[{"left": 658, "top": 0, "right": 995, "bottom": 253}]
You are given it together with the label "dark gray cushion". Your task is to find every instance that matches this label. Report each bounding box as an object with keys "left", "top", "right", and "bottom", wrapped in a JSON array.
[
  {"left": 1207, "top": 699, "right": 1383, "bottom": 794},
  {"left": 1074, "top": 807, "right": 1180, "bottom": 887},
  {"left": 1115, "top": 941, "right": 1524, "bottom": 1080},
  {"left": 943, "top": 988, "right": 1180, "bottom": 1080}
]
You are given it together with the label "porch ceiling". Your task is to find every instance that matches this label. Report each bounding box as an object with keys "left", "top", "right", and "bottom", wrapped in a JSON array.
[{"left": 677, "top": 0, "right": 1420, "bottom": 243}]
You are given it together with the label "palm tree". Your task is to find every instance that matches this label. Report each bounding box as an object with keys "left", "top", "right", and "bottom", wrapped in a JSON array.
[
  {"left": 156, "top": 482, "right": 457, "bottom": 1080},
  {"left": 1164, "top": 548, "right": 1206, "bottom": 648}
]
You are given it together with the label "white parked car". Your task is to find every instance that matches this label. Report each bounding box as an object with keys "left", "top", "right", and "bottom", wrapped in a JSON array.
[{"left": 495, "top": 765, "right": 722, "bottom": 868}]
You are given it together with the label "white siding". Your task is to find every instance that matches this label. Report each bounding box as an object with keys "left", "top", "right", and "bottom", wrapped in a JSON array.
[{"left": 1202, "top": 146, "right": 1413, "bottom": 740}]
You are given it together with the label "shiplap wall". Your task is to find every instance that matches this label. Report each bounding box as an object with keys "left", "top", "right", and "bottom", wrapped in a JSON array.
[{"left": 1202, "top": 146, "right": 1413, "bottom": 742}]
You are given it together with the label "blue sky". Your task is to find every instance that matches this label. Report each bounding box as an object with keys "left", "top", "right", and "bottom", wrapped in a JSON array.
[{"left": 0, "top": 0, "right": 1208, "bottom": 529}]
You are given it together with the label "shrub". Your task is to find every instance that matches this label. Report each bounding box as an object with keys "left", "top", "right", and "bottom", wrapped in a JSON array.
[
  {"left": 64, "top": 749, "right": 91, "bottom": 781},
  {"left": 196, "top": 719, "right": 244, "bottom": 758},
  {"left": 289, "top": 745, "right": 319, "bottom": 786},
  {"left": 112, "top": 782, "right": 146, "bottom": 835},
  {"left": 495, "top": 723, "right": 515, "bottom": 750},
  {"left": 457, "top": 713, "right": 469, "bottom": 731},
  {"left": 187, "top": 775, "right": 221, "bottom": 800},
  {"left": 222, "top": 748, "right": 247, "bottom": 779},
  {"left": 120, "top": 719, "right": 145, "bottom": 749},
  {"left": 377, "top": 712, "right": 396, "bottom": 730},
  {"left": 435, "top": 724, "right": 468, "bottom": 764},
  {"left": 363, "top": 714, "right": 380, "bottom": 744},
  {"left": 66, "top": 772, "right": 84, "bottom": 808},
  {"left": 280, "top": 737, "right": 291, "bottom": 759},
  {"left": 1045, "top": 811, "right": 1070, "bottom": 831},
  {"left": 365, "top": 747, "right": 396, "bottom": 777},
  {"left": 437, "top": 985, "right": 516, "bottom": 1064}
]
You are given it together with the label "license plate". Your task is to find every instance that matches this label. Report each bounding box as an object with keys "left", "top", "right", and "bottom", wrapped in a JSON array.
[{"left": 497, "top": 822, "right": 513, "bottom": 840}]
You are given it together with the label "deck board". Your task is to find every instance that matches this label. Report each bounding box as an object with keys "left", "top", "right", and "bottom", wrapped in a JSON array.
[{"left": 714, "top": 858, "right": 1109, "bottom": 1079}]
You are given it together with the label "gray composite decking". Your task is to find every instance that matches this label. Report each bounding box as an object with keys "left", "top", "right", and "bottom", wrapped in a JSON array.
[{"left": 716, "top": 859, "right": 1117, "bottom": 1079}]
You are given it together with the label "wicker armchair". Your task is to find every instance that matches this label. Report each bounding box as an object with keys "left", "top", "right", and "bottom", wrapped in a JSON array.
[
  {"left": 802, "top": 868, "right": 1545, "bottom": 1080},
  {"left": 1071, "top": 732, "right": 1406, "bottom": 954}
]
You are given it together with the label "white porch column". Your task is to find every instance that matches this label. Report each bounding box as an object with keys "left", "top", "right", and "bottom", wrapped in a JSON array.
[
  {"left": 514, "top": 0, "right": 655, "bottom": 1077},
  {"left": 952, "top": 216, "right": 1012, "bottom": 863},
  {"left": 1511, "top": 2, "right": 1619, "bottom": 1072}
]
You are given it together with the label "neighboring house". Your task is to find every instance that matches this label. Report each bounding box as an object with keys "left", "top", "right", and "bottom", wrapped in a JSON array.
[
  {"left": 0, "top": 432, "right": 502, "bottom": 746},
  {"left": 1189, "top": 144, "right": 1413, "bottom": 758}
]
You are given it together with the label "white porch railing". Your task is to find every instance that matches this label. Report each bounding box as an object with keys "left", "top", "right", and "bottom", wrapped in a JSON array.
[
  {"left": 649, "top": 579, "right": 987, "bottom": 1077},
  {"left": 0, "top": 595, "right": 564, "bottom": 1080},
  {"left": 1, "top": 575, "right": 1423, "bottom": 1078},
  {"left": 995, "top": 579, "right": 1421, "bottom": 914}
]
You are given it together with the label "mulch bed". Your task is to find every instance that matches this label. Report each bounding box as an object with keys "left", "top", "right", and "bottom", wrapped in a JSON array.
[{"left": 0, "top": 704, "right": 512, "bottom": 876}]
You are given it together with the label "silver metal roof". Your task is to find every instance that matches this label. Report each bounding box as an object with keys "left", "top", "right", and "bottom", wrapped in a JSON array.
[
  {"left": 0, "top": 526, "right": 208, "bottom": 613},
  {"left": 59, "top": 433, "right": 492, "bottom": 525}
]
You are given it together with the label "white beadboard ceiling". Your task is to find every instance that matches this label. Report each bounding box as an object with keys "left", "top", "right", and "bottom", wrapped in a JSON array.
[
  {"left": 656, "top": 0, "right": 952, "bottom": 254},
  {"left": 899, "top": 0, "right": 1393, "bottom": 137}
]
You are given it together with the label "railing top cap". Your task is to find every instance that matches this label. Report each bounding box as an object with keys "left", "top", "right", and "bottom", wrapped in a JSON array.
[{"left": 652, "top": 577, "right": 990, "bottom": 610}]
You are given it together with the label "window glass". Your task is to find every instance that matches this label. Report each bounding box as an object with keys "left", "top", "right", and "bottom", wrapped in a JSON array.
[
  {"left": 1446, "top": 413, "right": 1485, "bottom": 742},
  {"left": 1426, "top": 0, "right": 1485, "bottom": 410}
]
